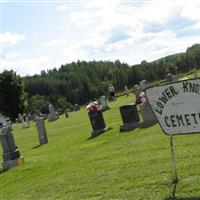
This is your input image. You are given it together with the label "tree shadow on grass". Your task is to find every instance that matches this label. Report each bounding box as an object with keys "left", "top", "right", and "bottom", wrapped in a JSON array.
[{"left": 165, "top": 180, "right": 200, "bottom": 200}]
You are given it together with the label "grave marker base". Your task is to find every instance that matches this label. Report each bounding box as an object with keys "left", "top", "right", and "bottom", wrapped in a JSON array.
[
  {"left": 120, "top": 122, "right": 138, "bottom": 132},
  {"left": 139, "top": 119, "right": 157, "bottom": 128},
  {"left": 1, "top": 156, "right": 24, "bottom": 172},
  {"left": 101, "top": 106, "right": 110, "bottom": 112},
  {"left": 91, "top": 127, "right": 110, "bottom": 137}
]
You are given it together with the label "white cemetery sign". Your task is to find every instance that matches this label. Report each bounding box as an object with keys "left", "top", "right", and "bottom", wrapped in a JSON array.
[{"left": 146, "top": 78, "right": 200, "bottom": 135}]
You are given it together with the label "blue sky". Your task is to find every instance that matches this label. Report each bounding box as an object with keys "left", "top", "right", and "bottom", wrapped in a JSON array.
[{"left": 1, "top": 0, "right": 200, "bottom": 76}]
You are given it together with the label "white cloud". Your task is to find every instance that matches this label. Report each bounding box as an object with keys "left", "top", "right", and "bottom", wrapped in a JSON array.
[
  {"left": 68, "top": 0, "right": 200, "bottom": 62},
  {"left": 43, "top": 39, "right": 68, "bottom": 47},
  {"left": 3, "top": 0, "right": 200, "bottom": 76},
  {"left": 0, "top": 56, "right": 51, "bottom": 76},
  {"left": 70, "top": 11, "right": 93, "bottom": 26},
  {"left": 0, "top": 32, "right": 26, "bottom": 46},
  {"left": 57, "top": 5, "right": 68, "bottom": 12},
  {"left": 62, "top": 44, "right": 88, "bottom": 63}
]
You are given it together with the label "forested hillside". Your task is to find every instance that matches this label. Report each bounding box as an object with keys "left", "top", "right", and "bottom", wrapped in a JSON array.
[{"left": 24, "top": 44, "right": 200, "bottom": 113}]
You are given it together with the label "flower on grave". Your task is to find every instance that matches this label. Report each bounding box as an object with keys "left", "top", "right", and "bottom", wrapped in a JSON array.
[
  {"left": 139, "top": 91, "right": 147, "bottom": 105},
  {"left": 86, "top": 101, "right": 100, "bottom": 113}
]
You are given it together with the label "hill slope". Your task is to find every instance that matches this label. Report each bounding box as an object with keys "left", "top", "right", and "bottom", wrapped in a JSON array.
[{"left": 1, "top": 94, "right": 200, "bottom": 200}]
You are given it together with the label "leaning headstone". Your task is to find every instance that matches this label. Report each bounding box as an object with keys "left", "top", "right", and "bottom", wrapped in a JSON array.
[
  {"left": 35, "top": 116, "right": 48, "bottom": 145},
  {"left": 193, "top": 68, "right": 197, "bottom": 78},
  {"left": 99, "top": 96, "right": 109, "bottom": 112},
  {"left": 48, "top": 104, "right": 58, "bottom": 122},
  {"left": 139, "top": 103, "right": 157, "bottom": 128},
  {"left": 119, "top": 104, "right": 140, "bottom": 132},
  {"left": 0, "top": 124, "right": 24, "bottom": 171},
  {"left": 88, "top": 110, "right": 110, "bottom": 137}
]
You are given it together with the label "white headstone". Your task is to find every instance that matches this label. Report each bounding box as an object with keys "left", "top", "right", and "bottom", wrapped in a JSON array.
[
  {"left": 48, "top": 104, "right": 58, "bottom": 122},
  {"left": 139, "top": 80, "right": 150, "bottom": 91},
  {"left": 99, "top": 96, "right": 109, "bottom": 112}
]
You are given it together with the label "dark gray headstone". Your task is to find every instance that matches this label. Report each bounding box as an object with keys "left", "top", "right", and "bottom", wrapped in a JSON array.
[
  {"left": 119, "top": 104, "right": 140, "bottom": 132},
  {"left": 88, "top": 110, "right": 109, "bottom": 137},
  {"left": 35, "top": 116, "right": 48, "bottom": 145},
  {"left": 134, "top": 86, "right": 142, "bottom": 104}
]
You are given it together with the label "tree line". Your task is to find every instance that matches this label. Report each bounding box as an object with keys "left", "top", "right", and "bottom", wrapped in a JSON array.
[{"left": 0, "top": 44, "right": 200, "bottom": 120}]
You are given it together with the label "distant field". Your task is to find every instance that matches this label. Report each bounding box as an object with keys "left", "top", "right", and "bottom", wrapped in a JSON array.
[{"left": 1, "top": 92, "right": 200, "bottom": 199}]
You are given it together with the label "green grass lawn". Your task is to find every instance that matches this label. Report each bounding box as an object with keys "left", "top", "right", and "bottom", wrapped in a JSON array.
[{"left": 1, "top": 94, "right": 200, "bottom": 200}]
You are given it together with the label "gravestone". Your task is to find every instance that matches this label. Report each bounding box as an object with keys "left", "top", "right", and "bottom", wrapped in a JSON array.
[
  {"left": 139, "top": 80, "right": 150, "bottom": 91},
  {"left": 166, "top": 73, "right": 173, "bottom": 82},
  {"left": 18, "top": 114, "right": 29, "bottom": 128},
  {"left": 124, "top": 85, "right": 129, "bottom": 96},
  {"left": 39, "top": 113, "right": 48, "bottom": 120},
  {"left": 35, "top": 116, "right": 48, "bottom": 145},
  {"left": 18, "top": 114, "right": 23, "bottom": 127},
  {"left": 48, "top": 104, "right": 58, "bottom": 122},
  {"left": 139, "top": 103, "right": 157, "bottom": 128},
  {"left": 172, "top": 74, "right": 178, "bottom": 82},
  {"left": 134, "top": 85, "right": 142, "bottom": 104},
  {"left": 108, "top": 84, "right": 116, "bottom": 101},
  {"left": 88, "top": 110, "right": 109, "bottom": 137},
  {"left": 99, "top": 96, "right": 109, "bottom": 112},
  {"left": 0, "top": 116, "right": 7, "bottom": 126},
  {"left": 28, "top": 114, "right": 33, "bottom": 121},
  {"left": 119, "top": 104, "right": 140, "bottom": 132},
  {"left": 32, "top": 114, "right": 38, "bottom": 122},
  {"left": 64, "top": 110, "right": 69, "bottom": 118},
  {"left": 193, "top": 68, "right": 197, "bottom": 78},
  {"left": 25, "top": 115, "right": 30, "bottom": 128},
  {"left": 0, "top": 124, "right": 24, "bottom": 171},
  {"left": 74, "top": 104, "right": 80, "bottom": 111}
]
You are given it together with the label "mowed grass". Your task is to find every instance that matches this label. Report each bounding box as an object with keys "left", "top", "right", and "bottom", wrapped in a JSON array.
[{"left": 1, "top": 94, "right": 200, "bottom": 200}]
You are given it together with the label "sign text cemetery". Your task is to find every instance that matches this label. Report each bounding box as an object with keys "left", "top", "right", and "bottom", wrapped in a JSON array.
[{"left": 146, "top": 78, "right": 200, "bottom": 135}]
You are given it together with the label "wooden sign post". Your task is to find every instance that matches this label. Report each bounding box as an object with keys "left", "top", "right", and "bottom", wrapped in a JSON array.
[{"left": 146, "top": 78, "right": 200, "bottom": 182}]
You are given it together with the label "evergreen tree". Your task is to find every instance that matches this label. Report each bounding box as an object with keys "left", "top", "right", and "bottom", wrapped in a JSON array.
[{"left": 0, "top": 70, "right": 27, "bottom": 120}]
